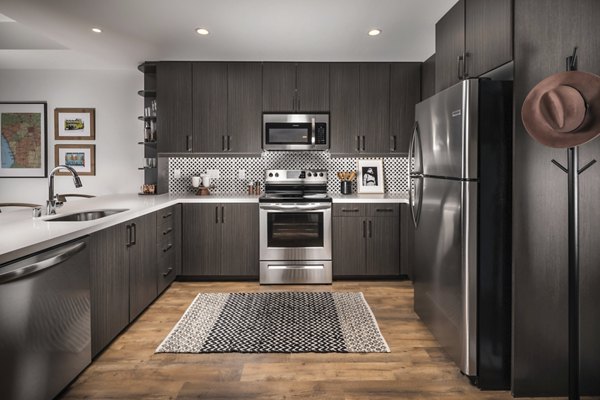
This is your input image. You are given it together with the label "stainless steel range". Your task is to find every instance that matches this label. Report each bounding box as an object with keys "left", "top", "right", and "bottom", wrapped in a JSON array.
[{"left": 259, "top": 169, "right": 332, "bottom": 284}]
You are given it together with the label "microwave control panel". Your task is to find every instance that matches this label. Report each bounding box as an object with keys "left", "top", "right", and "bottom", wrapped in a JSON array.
[{"left": 315, "top": 123, "right": 327, "bottom": 144}]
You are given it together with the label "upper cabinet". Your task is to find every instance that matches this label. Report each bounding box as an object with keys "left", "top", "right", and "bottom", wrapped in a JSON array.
[
  {"left": 192, "top": 62, "right": 262, "bottom": 153},
  {"left": 156, "top": 62, "right": 192, "bottom": 153},
  {"left": 331, "top": 63, "right": 418, "bottom": 155},
  {"left": 390, "top": 62, "right": 421, "bottom": 154},
  {"left": 435, "top": 0, "right": 512, "bottom": 92},
  {"left": 263, "top": 62, "right": 329, "bottom": 112}
]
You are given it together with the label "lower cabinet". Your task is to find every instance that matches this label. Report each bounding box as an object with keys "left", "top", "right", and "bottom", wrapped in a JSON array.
[
  {"left": 333, "top": 203, "right": 400, "bottom": 277},
  {"left": 183, "top": 203, "right": 259, "bottom": 276},
  {"left": 89, "top": 222, "right": 130, "bottom": 357},
  {"left": 90, "top": 211, "right": 159, "bottom": 357},
  {"left": 157, "top": 205, "right": 180, "bottom": 293},
  {"left": 128, "top": 212, "right": 158, "bottom": 322}
]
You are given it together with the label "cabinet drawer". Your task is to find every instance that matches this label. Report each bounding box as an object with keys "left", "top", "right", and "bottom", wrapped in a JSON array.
[
  {"left": 158, "top": 207, "right": 175, "bottom": 227},
  {"left": 158, "top": 233, "right": 175, "bottom": 257},
  {"left": 333, "top": 203, "right": 367, "bottom": 217},
  {"left": 158, "top": 224, "right": 175, "bottom": 243},
  {"left": 157, "top": 251, "right": 176, "bottom": 293},
  {"left": 367, "top": 204, "right": 399, "bottom": 217}
]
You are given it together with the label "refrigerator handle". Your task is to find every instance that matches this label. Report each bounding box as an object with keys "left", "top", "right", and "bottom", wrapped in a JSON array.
[
  {"left": 409, "top": 121, "right": 423, "bottom": 175},
  {"left": 409, "top": 175, "right": 423, "bottom": 228}
]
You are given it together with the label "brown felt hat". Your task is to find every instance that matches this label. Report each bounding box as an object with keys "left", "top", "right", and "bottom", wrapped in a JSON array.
[{"left": 522, "top": 71, "right": 600, "bottom": 148}]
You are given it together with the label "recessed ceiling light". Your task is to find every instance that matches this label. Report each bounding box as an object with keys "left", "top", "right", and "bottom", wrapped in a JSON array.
[
  {"left": 368, "top": 29, "right": 381, "bottom": 36},
  {"left": 195, "top": 28, "right": 209, "bottom": 35},
  {"left": 92, "top": 28, "right": 102, "bottom": 33}
]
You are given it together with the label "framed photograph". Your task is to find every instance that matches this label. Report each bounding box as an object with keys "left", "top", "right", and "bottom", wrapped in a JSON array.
[
  {"left": 0, "top": 102, "right": 48, "bottom": 178},
  {"left": 54, "top": 108, "right": 95, "bottom": 140},
  {"left": 357, "top": 159, "right": 384, "bottom": 193},
  {"left": 54, "top": 144, "right": 95, "bottom": 176}
]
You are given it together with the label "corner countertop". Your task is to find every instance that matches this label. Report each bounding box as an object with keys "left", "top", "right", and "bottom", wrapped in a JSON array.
[{"left": 0, "top": 191, "right": 407, "bottom": 265}]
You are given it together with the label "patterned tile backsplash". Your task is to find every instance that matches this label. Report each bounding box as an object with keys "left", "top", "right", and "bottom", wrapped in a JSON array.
[{"left": 168, "top": 152, "right": 409, "bottom": 194}]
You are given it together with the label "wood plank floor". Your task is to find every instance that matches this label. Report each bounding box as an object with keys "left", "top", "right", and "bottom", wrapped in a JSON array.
[{"left": 60, "top": 281, "right": 564, "bottom": 399}]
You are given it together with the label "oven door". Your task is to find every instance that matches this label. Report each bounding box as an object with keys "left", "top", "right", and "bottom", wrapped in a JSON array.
[{"left": 259, "top": 203, "right": 332, "bottom": 261}]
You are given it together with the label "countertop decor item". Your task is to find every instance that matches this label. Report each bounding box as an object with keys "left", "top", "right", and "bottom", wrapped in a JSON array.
[
  {"left": 336, "top": 171, "right": 356, "bottom": 195},
  {"left": 156, "top": 292, "right": 389, "bottom": 354},
  {"left": 54, "top": 108, "right": 95, "bottom": 140},
  {"left": 356, "top": 160, "right": 384, "bottom": 194},
  {"left": 0, "top": 102, "right": 48, "bottom": 178},
  {"left": 521, "top": 48, "right": 600, "bottom": 400}
]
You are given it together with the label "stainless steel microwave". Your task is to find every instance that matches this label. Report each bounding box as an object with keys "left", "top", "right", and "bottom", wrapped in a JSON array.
[{"left": 262, "top": 113, "right": 329, "bottom": 151}]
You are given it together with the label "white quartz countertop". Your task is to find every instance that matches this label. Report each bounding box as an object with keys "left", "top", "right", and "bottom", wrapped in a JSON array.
[{"left": 0, "top": 191, "right": 407, "bottom": 265}]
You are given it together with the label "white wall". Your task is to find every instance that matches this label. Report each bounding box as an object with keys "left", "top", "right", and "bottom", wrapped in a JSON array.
[{"left": 0, "top": 69, "right": 143, "bottom": 204}]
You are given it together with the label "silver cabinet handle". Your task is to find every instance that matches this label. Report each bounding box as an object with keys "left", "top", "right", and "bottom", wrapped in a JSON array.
[
  {"left": 131, "top": 223, "right": 137, "bottom": 245},
  {"left": 162, "top": 267, "right": 174, "bottom": 277},
  {"left": 390, "top": 135, "right": 397, "bottom": 151},
  {"left": 162, "top": 228, "right": 172, "bottom": 235},
  {"left": 221, "top": 206, "right": 225, "bottom": 223},
  {"left": 457, "top": 55, "right": 464, "bottom": 80},
  {"left": 163, "top": 244, "right": 173, "bottom": 253},
  {"left": 362, "top": 136, "right": 366, "bottom": 151},
  {"left": 186, "top": 135, "right": 192, "bottom": 152},
  {"left": 375, "top": 208, "right": 395, "bottom": 212},
  {"left": 341, "top": 208, "right": 359, "bottom": 213},
  {"left": 356, "top": 136, "right": 360, "bottom": 152},
  {"left": 227, "top": 135, "right": 231, "bottom": 151},
  {"left": 126, "top": 224, "right": 132, "bottom": 247},
  {"left": 0, "top": 241, "right": 86, "bottom": 284},
  {"left": 215, "top": 206, "right": 219, "bottom": 223},
  {"left": 162, "top": 212, "right": 172, "bottom": 219}
]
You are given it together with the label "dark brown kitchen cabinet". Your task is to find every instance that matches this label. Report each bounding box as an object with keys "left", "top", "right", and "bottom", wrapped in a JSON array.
[
  {"left": 359, "top": 63, "right": 391, "bottom": 153},
  {"left": 227, "top": 62, "right": 263, "bottom": 153},
  {"left": 435, "top": 0, "right": 512, "bottom": 92},
  {"left": 156, "top": 62, "right": 192, "bottom": 153},
  {"left": 89, "top": 222, "right": 130, "bottom": 357},
  {"left": 192, "top": 62, "right": 228, "bottom": 153},
  {"left": 263, "top": 62, "right": 329, "bottom": 112},
  {"left": 128, "top": 213, "right": 158, "bottom": 322},
  {"left": 330, "top": 63, "right": 360, "bottom": 154},
  {"left": 157, "top": 205, "right": 180, "bottom": 294},
  {"left": 421, "top": 54, "right": 436, "bottom": 100},
  {"left": 183, "top": 203, "right": 258, "bottom": 276},
  {"left": 333, "top": 203, "right": 400, "bottom": 277},
  {"left": 435, "top": 0, "right": 465, "bottom": 92},
  {"left": 389, "top": 63, "right": 421, "bottom": 154}
]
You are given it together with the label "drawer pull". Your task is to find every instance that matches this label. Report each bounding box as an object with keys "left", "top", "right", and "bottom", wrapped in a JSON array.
[
  {"left": 162, "top": 228, "right": 172, "bottom": 235},
  {"left": 163, "top": 244, "right": 173, "bottom": 253},
  {"left": 375, "top": 208, "right": 395, "bottom": 212},
  {"left": 162, "top": 267, "right": 173, "bottom": 277},
  {"left": 162, "top": 212, "right": 173, "bottom": 219},
  {"left": 341, "top": 208, "right": 359, "bottom": 212}
]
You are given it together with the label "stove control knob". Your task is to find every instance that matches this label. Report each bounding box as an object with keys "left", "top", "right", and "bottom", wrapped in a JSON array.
[
  {"left": 319, "top": 172, "right": 324, "bottom": 177},
  {"left": 268, "top": 173, "right": 273, "bottom": 178},
  {"left": 275, "top": 172, "right": 279, "bottom": 178},
  {"left": 307, "top": 172, "right": 312, "bottom": 177}
]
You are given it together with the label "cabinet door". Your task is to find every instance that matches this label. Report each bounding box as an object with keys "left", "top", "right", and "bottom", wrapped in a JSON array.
[
  {"left": 332, "top": 217, "right": 366, "bottom": 276},
  {"left": 89, "top": 222, "right": 129, "bottom": 357},
  {"left": 157, "top": 62, "right": 192, "bottom": 153},
  {"left": 400, "top": 204, "right": 412, "bottom": 278},
  {"left": 359, "top": 63, "right": 390, "bottom": 153},
  {"left": 193, "top": 62, "right": 228, "bottom": 152},
  {"left": 182, "top": 204, "right": 221, "bottom": 275},
  {"left": 228, "top": 62, "right": 262, "bottom": 153},
  {"left": 157, "top": 206, "right": 178, "bottom": 293},
  {"left": 129, "top": 213, "right": 157, "bottom": 322},
  {"left": 389, "top": 63, "right": 421, "bottom": 154},
  {"left": 262, "top": 62, "right": 296, "bottom": 112},
  {"left": 221, "top": 203, "right": 259, "bottom": 276},
  {"left": 330, "top": 63, "right": 360, "bottom": 154},
  {"left": 435, "top": 0, "right": 465, "bottom": 92},
  {"left": 296, "top": 63, "right": 329, "bottom": 112},
  {"left": 366, "top": 217, "right": 400, "bottom": 276},
  {"left": 421, "top": 54, "right": 436, "bottom": 101},
  {"left": 465, "top": 0, "right": 512, "bottom": 77}
]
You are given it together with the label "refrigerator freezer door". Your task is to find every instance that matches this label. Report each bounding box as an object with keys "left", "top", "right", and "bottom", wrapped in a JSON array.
[
  {"left": 413, "top": 177, "right": 478, "bottom": 377},
  {"left": 415, "top": 79, "right": 479, "bottom": 180}
]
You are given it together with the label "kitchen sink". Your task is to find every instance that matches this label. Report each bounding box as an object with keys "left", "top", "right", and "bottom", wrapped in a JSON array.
[{"left": 46, "top": 209, "right": 129, "bottom": 222}]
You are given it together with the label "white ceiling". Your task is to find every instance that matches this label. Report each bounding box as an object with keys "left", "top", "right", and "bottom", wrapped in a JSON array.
[{"left": 0, "top": 0, "right": 456, "bottom": 70}]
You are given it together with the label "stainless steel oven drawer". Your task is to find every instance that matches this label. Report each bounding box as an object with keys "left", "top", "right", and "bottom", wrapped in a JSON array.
[{"left": 260, "top": 261, "right": 332, "bottom": 284}]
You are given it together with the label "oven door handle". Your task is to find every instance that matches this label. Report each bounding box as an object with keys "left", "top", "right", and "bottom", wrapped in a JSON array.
[{"left": 259, "top": 204, "right": 331, "bottom": 212}]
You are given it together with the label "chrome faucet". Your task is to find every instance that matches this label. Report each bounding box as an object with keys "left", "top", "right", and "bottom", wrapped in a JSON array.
[{"left": 47, "top": 165, "right": 82, "bottom": 215}]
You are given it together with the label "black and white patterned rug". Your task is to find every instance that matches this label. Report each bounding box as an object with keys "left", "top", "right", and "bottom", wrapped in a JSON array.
[{"left": 156, "top": 292, "right": 389, "bottom": 353}]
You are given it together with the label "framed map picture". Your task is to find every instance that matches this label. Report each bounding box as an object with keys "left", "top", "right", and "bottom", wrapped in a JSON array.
[
  {"left": 54, "top": 108, "right": 95, "bottom": 140},
  {"left": 0, "top": 102, "right": 48, "bottom": 178},
  {"left": 54, "top": 144, "right": 95, "bottom": 176}
]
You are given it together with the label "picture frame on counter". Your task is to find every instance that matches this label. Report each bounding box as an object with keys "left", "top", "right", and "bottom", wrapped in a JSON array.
[
  {"left": 0, "top": 101, "right": 48, "bottom": 178},
  {"left": 54, "top": 108, "right": 95, "bottom": 140},
  {"left": 54, "top": 144, "right": 96, "bottom": 176},
  {"left": 357, "top": 159, "right": 384, "bottom": 193}
]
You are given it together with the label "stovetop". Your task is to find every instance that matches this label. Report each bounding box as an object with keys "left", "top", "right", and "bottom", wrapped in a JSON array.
[{"left": 261, "top": 169, "right": 330, "bottom": 203}]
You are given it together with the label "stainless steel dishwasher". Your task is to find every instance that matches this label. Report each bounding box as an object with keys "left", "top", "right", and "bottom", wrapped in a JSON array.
[{"left": 0, "top": 238, "right": 91, "bottom": 400}]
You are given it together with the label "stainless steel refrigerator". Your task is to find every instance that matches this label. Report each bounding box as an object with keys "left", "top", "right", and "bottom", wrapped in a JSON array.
[{"left": 410, "top": 79, "right": 512, "bottom": 390}]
